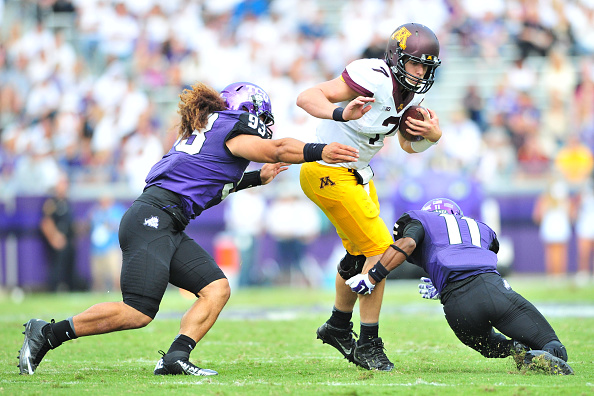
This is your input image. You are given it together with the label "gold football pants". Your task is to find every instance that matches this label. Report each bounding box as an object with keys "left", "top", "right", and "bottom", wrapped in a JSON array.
[{"left": 300, "top": 162, "right": 393, "bottom": 257}]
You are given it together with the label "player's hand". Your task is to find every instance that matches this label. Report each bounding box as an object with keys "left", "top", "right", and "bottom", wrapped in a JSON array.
[
  {"left": 321, "top": 142, "right": 359, "bottom": 164},
  {"left": 343, "top": 96, "right": 375, "bottom": 121},
  {"left": 260, "top": 163, "right": 290, "bottom": 185},
  {"left": 346, "top": 273, "right": 375, "bottom": 295},
  {"left": 418, "top": 277, "right": 439, "bottom": 300},
  {"left": 404, "top": 107, "right": 441, "bottom": 142}
]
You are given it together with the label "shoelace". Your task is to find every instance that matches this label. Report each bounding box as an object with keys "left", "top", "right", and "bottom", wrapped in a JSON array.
[
  {"left": 345, "top": 322, "right": 358, "bottom": 339},
  {"left": 369, "top": 340, "right": 391, "bottom": 365}
]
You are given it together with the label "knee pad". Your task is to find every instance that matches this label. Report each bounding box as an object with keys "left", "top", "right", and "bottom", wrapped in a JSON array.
[
  {"left": 337, "top": 252, "right": 366, "bottom": 280},
  {"left": 542, "top": 340, "right": 568, "bottom": 362}
]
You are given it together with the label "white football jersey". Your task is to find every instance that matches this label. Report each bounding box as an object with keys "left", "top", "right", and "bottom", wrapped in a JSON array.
[{"left": 316, "top": 58, "right": 425, "bottom": 169}]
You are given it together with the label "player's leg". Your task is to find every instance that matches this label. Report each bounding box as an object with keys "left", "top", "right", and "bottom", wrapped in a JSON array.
[
  {"left": 18, "top": 202, "right": 174, "bottom": 375},
  {"left": 315, "top": 253, "right": 362, "bottom": 362},
  {"left": 301, "top": 163, "right": 394, "bottom": 369},
  {"left": 442, "top": 275, "right": 518, "bottom": 358},
  {"left": 488, "top": 276, "right": 568, "bottom": 360},
  {"left": 155, "top": 233, "right": 228, "bottom": 376},
  {"left": 302, "top": 167, "right": 393, "bottom": 371}
]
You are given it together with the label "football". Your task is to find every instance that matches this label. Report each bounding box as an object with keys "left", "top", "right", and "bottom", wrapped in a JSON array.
[{"left": 398, "top": 105, "right": 429, "bottom": 142}]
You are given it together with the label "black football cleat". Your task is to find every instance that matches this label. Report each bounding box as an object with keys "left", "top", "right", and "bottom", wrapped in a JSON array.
[
  {"left": 154, "top": 350, "right": 218, "bottom": 376},
  {"left": 523, "top": 350, "right": 574, "bottom": 375},
  {"left": 353, "top": 337, "right": 394, "bottom": 371},
  {"left": 316, "top": 322, "right": 357, "bottom": 362},
  {"left": 511, "top": 340, "right": 530, "bottom": 370},
  {"left": 18, "top": 319, "right": 52, "bottom": 375}
]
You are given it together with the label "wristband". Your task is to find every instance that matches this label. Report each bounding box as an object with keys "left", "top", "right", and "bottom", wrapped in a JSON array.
[
  {"left": 368, "top": 261, "right": 390, "bottom": 283},
  {"left": 235, "top": 170, "right": 262, "bottom": 191},
  {"left": 390, "top": 244, "right": 410, "bottom": 261},
  {"left": 411, "top": 138, "right": 438, "bottom": 153},
  {"left": 332, "top": 107, "right": 346, "bottom": 122},
  {"left": 303, "top": 143, "right": 327, "bottom": 162}
]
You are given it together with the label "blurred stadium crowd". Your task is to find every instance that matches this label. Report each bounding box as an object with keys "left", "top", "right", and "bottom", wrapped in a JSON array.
[{"left": 1, "top": 0, "right": 594, "bottom": 199}]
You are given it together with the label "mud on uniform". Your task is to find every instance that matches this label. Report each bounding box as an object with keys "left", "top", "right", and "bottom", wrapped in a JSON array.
[
  {"left": 119, "top": 110, "right": 270, "bottom": 318},
  {"left": 300, "top": 58, "right": 425, "bottom": 257},
  {"left": 397, "top": 210, "right": 566, "bottom": 359}
]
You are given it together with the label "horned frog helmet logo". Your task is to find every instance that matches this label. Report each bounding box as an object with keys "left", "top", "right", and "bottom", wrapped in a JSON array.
[
  {"left": 250, "top": 93, "right": 264, "bottom": 112},
  {"left": 393, "top": 26, "right": 412, "bottom": 51}
]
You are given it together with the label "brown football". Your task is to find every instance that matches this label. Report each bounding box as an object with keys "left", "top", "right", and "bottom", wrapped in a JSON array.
[{"left": 398, "top": 105, "right": 429, "bottom": 142}]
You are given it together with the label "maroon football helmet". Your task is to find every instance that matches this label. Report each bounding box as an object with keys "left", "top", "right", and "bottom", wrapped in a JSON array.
[{"left": 385, "top": 23, "right": 441, "bottom": 94}]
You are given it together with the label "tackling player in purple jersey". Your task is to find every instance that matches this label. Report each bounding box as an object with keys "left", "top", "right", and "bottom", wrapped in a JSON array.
[
  {"left": 18, "top": 81, "right": 359, "bottom": 377},
  {"left": 346, "top": 198, "right": 573, "bottom": 375}
]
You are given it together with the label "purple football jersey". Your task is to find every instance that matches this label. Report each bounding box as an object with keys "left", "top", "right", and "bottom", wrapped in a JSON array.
[
  {"left": 403, "top": 210, "right": 499, "bottom": 293},
  {"left": 144, "top": 110, "right": 270, "bottom": 219}
]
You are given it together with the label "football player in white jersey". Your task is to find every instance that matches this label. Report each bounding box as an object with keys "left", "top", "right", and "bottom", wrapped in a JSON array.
[{"left": 297, "top": 23, "right": 442, "bottom": 371}]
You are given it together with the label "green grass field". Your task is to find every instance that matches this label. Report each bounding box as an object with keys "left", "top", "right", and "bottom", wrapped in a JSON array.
[{"left": 1, "top": 276, "right": 593, "bottom": 395}]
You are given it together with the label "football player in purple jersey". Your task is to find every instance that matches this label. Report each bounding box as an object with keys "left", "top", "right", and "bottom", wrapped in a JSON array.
[
  {"left": 346, "top": 198, "right": 574, "bottom": 375},
  {"left": 18, "top": 82, "right": 359, "bottom": 377}
]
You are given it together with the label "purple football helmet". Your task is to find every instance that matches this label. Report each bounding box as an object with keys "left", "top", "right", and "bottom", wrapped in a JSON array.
[
  {"left": 421, "top": 198, "right": 463, "bottom": 216},
  {"left": 220, "top": 82, "right": 274, "bottom": 126},
  {"left": 385, "top": 23, "right": 441, "bottom": 94}
]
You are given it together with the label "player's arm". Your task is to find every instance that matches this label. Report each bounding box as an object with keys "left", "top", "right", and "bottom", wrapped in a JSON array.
[
  {"left": 346, "top": 217, "right": 424, "bottom": 294},
  {"left": 232, "top": 162, "right": 290, "bottom": 193},
  {"left": 296, "top": 77, "right": 374, "bottom": 121},
  {"left": 368, "top": 220, "right": 424, "bottom": 280},
  {"left": 227, "top": 134, "right": 359, "bottom": 164}
]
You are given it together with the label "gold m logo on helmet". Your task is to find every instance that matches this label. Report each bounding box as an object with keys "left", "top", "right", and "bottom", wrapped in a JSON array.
[{"left": 393, "top": 27, "right": 412, "bottom": 50}]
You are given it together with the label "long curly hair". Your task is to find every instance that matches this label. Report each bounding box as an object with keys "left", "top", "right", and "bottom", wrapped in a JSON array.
[{"left": 177, "top": 82, "right": 227, "bottom": 139}]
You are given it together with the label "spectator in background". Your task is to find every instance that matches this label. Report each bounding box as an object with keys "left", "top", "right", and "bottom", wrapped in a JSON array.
[
  {"left": 532, "top": 178, "right": 572, "bottom": 277},
  {"left": 120, "top": 109, "right": 165, "bottom": 195},
  {"left": 540, "top": 94, "right": 570, "bottom": 157},
  {"left": 441, "top": 107, "right": 483, "bottom": 173},
  {"left": 507, "top": 90, "right": 541, "bottom": 152},
  {"left": 554, "top": 134, "right": 594, "bottom": 184},
  {"left": 39, "top": 173, "right": 87, "bottom": 291},
  {"left": 264, "top": 183, "right": 322, "bottom": 287},
  {"left": 540, "top": 47, "right": 577, "bottom": 105},
  {"left": 97, "top": 1, "right": 139, "bottom": 61},
  {"left": 505, "top": 57, "right": 538, "bottom": 94},
  {"left": 574, "top": 181, "right": 594, "bottom": 283},
  {"left": 514, "top": 4, "right": 556, "bottom": 58},
  {"left": 88, "top": 194, "right": 126, "bottom": 292},
  {"left": 517, "top": 133, "right": 550, "bottom": 178},
  {"left": 224, "top": 188, "right": 267, "bottom": 287},
  {"left": 462, "top": 84, "right": 486, "bottom": 132}
]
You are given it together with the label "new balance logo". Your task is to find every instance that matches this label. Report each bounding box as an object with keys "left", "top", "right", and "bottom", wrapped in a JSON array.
[
  {"left": 319, "top": 176, "right": 335, "bottom": 189},
  {"left": 144, "top": 216, "right": 159, "bottom": 229}
]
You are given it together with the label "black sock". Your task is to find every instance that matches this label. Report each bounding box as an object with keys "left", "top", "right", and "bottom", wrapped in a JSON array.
[
  {"left": 167, "top": 334, "right": 196, "bottom": 356},
  {"left": 328, "top": 306, "right": 352, "bottom": 329},
  {"left": 359, "top": 322, "right": 378, "bottom": 343},
  {"left": 49, "top": 319, "right": 77, "bottom": 344}
]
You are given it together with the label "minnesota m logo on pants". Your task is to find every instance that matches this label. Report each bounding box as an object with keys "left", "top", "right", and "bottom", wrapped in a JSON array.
[{"left": 319, "top": 176, "right": 335, "bottom": 189}]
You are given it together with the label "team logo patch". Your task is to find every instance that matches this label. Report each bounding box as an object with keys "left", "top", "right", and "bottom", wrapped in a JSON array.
[
  {"left": 144, "top": 216, "right": 159, "bottom": 229},
  {"left": 319, "top": 176, "right": 335, "bottom": 189},
  {"left": 393, "top": 27, "right": 412, "bottom": 50}
]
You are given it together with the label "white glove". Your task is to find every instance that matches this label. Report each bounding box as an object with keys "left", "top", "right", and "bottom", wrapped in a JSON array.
[
  {"left": 346, "top": 273, "right": 375, "bottom": 295},
  {"left": 418, "top": 277, "right": 440, "bottom": 300}
]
